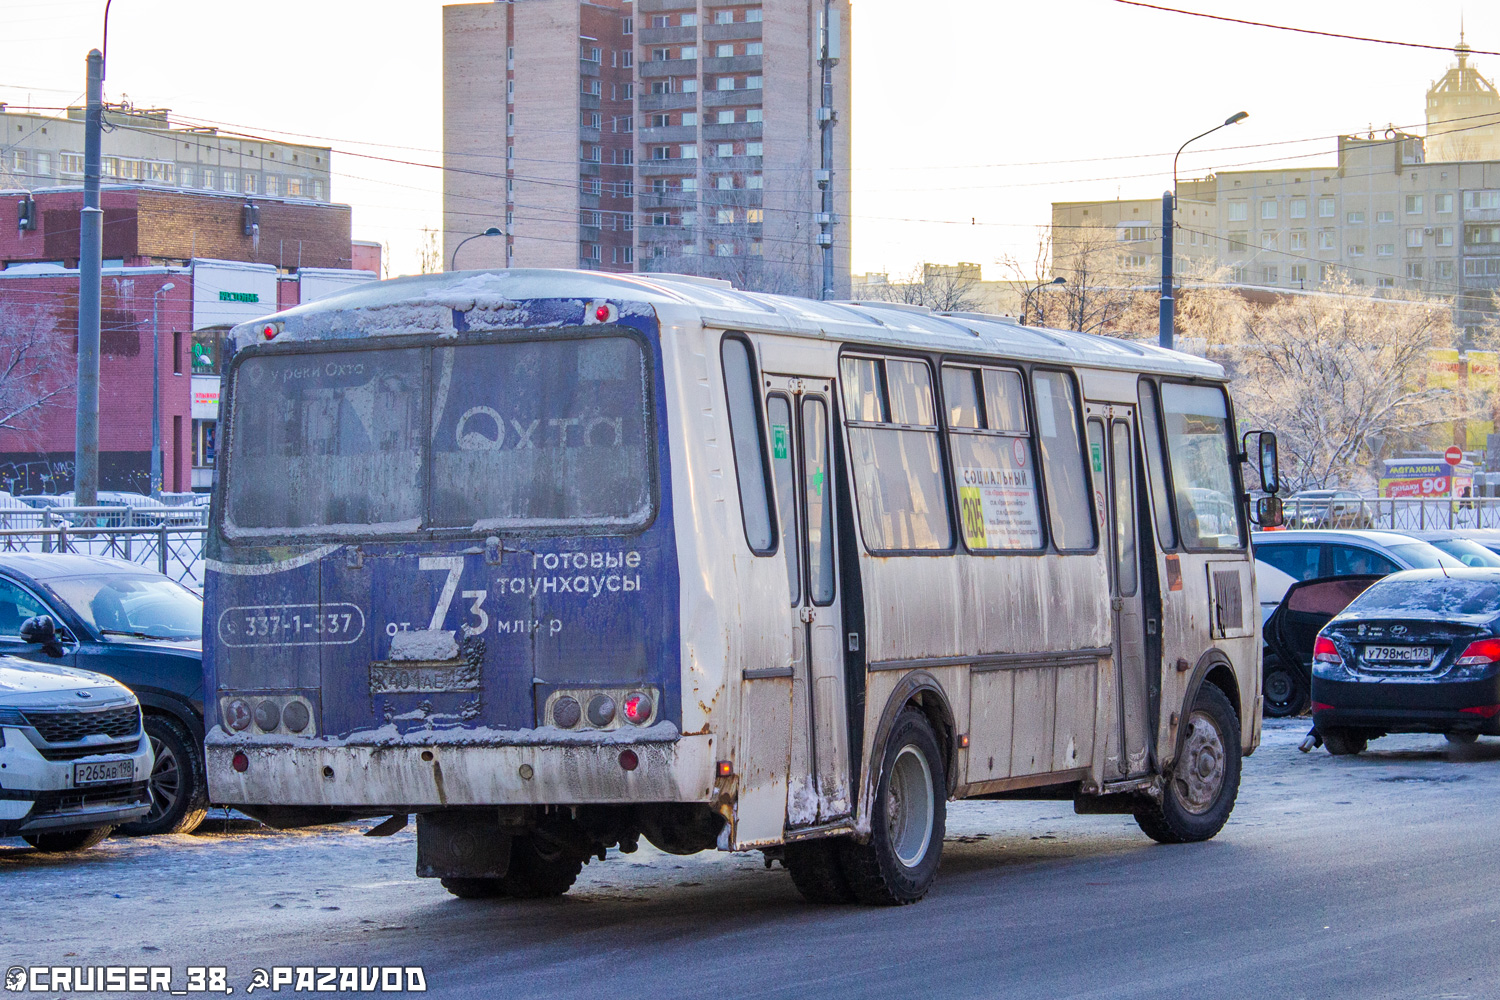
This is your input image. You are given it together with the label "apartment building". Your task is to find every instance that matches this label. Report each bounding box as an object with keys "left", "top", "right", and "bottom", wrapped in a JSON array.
[
  {"left": 0, "top": 103, "right": 332, "bottom": 202},
  {"left": 443, "top": 0, "right": 852, "bottom": 297},
  {"left": 1050, "top": 186, "right": 1217, "bottom": 289},
  {"left": 1048, "top": 42, "right": 1500, "bottom": 334}
]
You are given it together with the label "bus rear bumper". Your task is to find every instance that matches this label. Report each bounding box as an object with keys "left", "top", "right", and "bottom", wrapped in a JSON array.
[{"left": 205, "top": 731, "right": 718, "bottom": 808}]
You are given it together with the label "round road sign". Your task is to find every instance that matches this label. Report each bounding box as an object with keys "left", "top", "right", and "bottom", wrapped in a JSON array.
[{"left": 1446, "top": 445, "right": 1464, "bottom": 466}]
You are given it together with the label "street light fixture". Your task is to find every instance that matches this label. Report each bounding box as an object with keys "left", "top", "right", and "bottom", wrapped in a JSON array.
[
  {"left": 450, "top": 227, "right": 505, "bottom": 271},
  {"left": 150, "top": 282, "right": 175, "bottom": 498},
  {"left": 1160, "top": 111, "right": 1248, "bottom": 351},
  {"left": 1020, "top": 276, "right": 1066, "bottom": 326}
]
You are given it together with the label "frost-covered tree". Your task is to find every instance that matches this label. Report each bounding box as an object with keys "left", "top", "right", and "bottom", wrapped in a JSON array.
[
  {"left": 1226, "top": 278, "right": 1474, "bottom": 492},
  {"left": 0, "top": 303, "right": 69, "bottom": 437}
]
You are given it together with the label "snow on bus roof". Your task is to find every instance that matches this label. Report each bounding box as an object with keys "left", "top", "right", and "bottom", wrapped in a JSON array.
[{"left": 232, "top": 268, "right": 1223, "bottom": 379}]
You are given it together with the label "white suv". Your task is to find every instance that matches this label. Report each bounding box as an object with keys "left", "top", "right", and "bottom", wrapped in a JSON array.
[{"left": 0, "top": 649, "right": 153, "bottom": 852}]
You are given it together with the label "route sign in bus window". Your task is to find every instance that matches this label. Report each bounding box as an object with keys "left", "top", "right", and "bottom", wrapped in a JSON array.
[{"left": 944, "top": 365, "right": 1041, "bottom": 551}]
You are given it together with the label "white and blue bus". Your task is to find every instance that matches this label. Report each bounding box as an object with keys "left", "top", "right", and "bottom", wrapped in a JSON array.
[{"left": 205, "top": 269, "right": 1279, "bottom": 904}]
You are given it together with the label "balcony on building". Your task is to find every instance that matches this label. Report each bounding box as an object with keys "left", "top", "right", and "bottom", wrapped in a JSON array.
[
  {"left": 701, "top": 55, "right": 763, "bottom": 75},
  {"left": 638, "top": 93, "right": 699, "bottom": 114},
  {"left": 638, "top": 25, "right": 698, "bottom": 45},
  {"left": 639, "top": 124, "right": 700, "bottom": 144},
  {"left": 638, "top": 159, "right": 700, "bottom": 177},
  {"left": 638, "top": 58, "right": 699, "bottom": 79},
  {"left": 703, "top": 90, "right": 765, "bottom": 110},
  {"left": 703, "top": 22, "right": 764, "bottom": 43},
  {"left": 703, "top": 121, "right": 762, "bottom": 142}
]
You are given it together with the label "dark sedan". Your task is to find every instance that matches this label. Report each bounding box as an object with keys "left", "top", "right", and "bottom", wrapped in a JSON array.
[
  {"left": 1312, "top": 567, "right": 1500, "bottom": 755},
  {"left": 0, "top": 553, "right": 206, "bottom": 834}
]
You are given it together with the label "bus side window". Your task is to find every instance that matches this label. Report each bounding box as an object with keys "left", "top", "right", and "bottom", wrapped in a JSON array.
[
  {"left": 944, "top": 364, "right": 1042, "bottom": 552},
  {"left": 1032, "top": 370, "right": 1096, "bottom": 551},
  {"left": 1159, "top": 383, "right": 1245, "bottom": 550},
  {"left": 721, "top": 335, "right": 775, "bottom": 554},
  {"left": 841, "top": 355, "right": 953, "bottom": 552},
  {"left": 767, "top": 394, "right": 801, "bottom": 605},
  {"left": 1137, "top": 380, "right": 1177, "bottom": 549}
]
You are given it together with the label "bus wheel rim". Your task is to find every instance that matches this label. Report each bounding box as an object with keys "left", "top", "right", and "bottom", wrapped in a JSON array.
[
  {"left": 888, "top": 744, "right": 934, "bottom": 868},
  {"left": 1176, "top": 709, "right": 1225, "bottom": 815}
]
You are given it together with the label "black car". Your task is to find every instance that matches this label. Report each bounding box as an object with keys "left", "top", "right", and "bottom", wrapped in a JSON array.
[
  {"left": 1312, "top": 567, "right": 1500, "bottom": 755},
  {"left": 0, "top": 553, "right": 207, "bottom": 834}
]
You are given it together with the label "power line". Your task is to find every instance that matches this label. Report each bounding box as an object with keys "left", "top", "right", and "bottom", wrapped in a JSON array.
[{"left": 1112, "top": 1, "right": 1500, "bottom": 56}]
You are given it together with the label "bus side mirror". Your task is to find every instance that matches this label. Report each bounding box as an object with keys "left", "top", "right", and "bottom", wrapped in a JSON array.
[
  {"left": 1254, "top": 495, "right": 1284, "bottom": 528},
  {"left": 1242, "top": 429, "right": 1280, "bottom": 495}
]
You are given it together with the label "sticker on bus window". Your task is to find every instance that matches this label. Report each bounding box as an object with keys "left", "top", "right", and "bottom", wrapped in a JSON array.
[
  {"left": 1091, "top": 441, "right": 1104, "bottom": 474},
  {"left": 957, "top": 467, "right": 1041, "bottom": 549},
  {"left": 772, "top": 423, "right": 789, "bottom": 460}
]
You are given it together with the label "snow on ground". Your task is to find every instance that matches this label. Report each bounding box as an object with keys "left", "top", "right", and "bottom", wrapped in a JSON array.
[{"left": 4, "top": 717, "right": 1499, "bottom": 984}]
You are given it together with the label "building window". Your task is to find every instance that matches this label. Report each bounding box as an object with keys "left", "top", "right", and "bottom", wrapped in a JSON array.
[
  {"left": 747, "top": 109, "right": 763, "bottom": 123},
  {"left": 1289, "top": 231, "right": 1308, "bottom": 251},
  {"left": 717, "top": 209, "right": 735, "bottom": 224},
  {"left": 718, "top": 77, "right": 735, "bottom": 91},
  {"left": 33, "top": 151, "right": 51, "bottom": 176},
  {"left": 173, "top": 331, "right": 183, "bottom": 374},
  {"left": 1261, "top": 266, "right": 1278, "bottom": 284},
  {"left": 1438, "top": 226, "right": 1455, "bottom": 247},
  {"left": 652, "top": 113, "right": 670, "bottom": 128},
  {"left": 652, "top": 80, "right": 672, "bottom": 95},
  {"left": 1464, "top": 191, "right": 1500, "bottom": 211},
  {"left": 746, "top": 8, "right": 762, "bottom": 21},
  {"left": 1260, "top": 233, "right": 1277, "bottom": 250},
  {"left": 1407, "top": 261, "right": 1424, "bottom": 279},
  {"left": 1406, "top": 194, "right": 1424, "bottom": 214},
  {"left": 1232, "top": 266, "right": 1248, "bottom": 282},
  {"left": 1320, "top": 264, "right": 1337, "bottom": 282},
  {"left": 1290, "top": 264, "right": 1308, "bottom": 283},
  {"left": 1376, "top": 277, "right": 1395, "bottom": 288},
  {"left": 623, "top": 50, "right": 633, "bottom": 67},
  {"left": 507, "top": 80, "right": 515, "bottom": 102},
  {"left": 1348, "top": 244, "right": 1365, "bottom": 257},
  {"left": 61, "top": 152, "right": 84, "bottom": 175},
  {"left": 1435, "top": 193, "right": 1454, "bottom": 213},
  {"left": 585, "top": 80, "right": 601, "bottom": 96},
  {"left": 681, "top": 144, "right": 698, "bottom": 159},
  {"left": 747, "top": 42, "right": 763, "bottom": 55},
  {"left": 1227, "top": 231, "right": 1249, "bottom": 253},
  {"left": 1407, "top": 228, "right": 1424, "bottom": 248},
  {"left": 286, "top": 177, "right": 303, "bottom": 197},
  {"left": 1346, "top": 210, "right": 1365, "bottom": 224},
  {"left": 589, "top": 245, "right": 602, "bottom": 262},
  {"left": 1466, "top": 225, "right": 1500, "bottom": 245},
  {"left": 1290, "top": 198, "right": 1307, "bottom": 219},
  {"left": 715, "top": 9, "right": 734, "bottom": 23},
  {"left": 1376, "top": 243, "right": 1395, "bottom": 256},
  {"left": 682, "top": 178, "right": 698, "bottom": 192},
  {"left": 623, "top": 83, "right": 634, "bottom": 99},
  {"left": 680, "top": 113, "right": 696, "bottom": 126},
  {"left": 747, "top": 76, "right": 762, "bottom": 89},
  {"left": 717, "top": 43, "right": 735, "bottom": 57},
  {"left": 1227, "top": 200, "right": 1247, "bottom": 222},
  {"left": 1318, "top": 196, "right": 1335, "bottom": 218},
  {"left": 717, "top": 143, "right": 734, "bottom": 157},
  {"left": 1261, "top": 200, "right": 1277, "bottom": 221},
  {"left": 224, "top": 172, "right": 239, "bottom": 194},
  {"left": 747, "top": 176, "right": 763, "bottom": 189},
  {"left": 1438, "top": 259, "right": 1455, "bottom": 279},
  {"left": 652, "top": 146, "right": 671, "bottom": 160},
  {"left": 746, "top": 142, "right": 763, "bottom": 156},
  {"left": 1318, "top": 230, "right": 1336, "bottom": 251},
  {"left": 180, "top": 166, "right": 195, "bottom": 188},
  {"left": 681, "top": 79, "right": 698, "bottom": 93},
  {"left": 243, "top": 173, "right": 256, "bottom": 194},
  {"left": 747, "top": 209, "right": 763, "bottom": 224},
  {"left": 507, "top": 45, "right": 515, "bottom": 67},
  {"left": 622, "top": 17, "right": 632, "bottom": 34},
  {"left": 1464, "top": 258, "right": 1500, "bottom": 277},
  {"left": 264, "top": 174, "right": 278, "bottom": 196},
  {"left": 1376, "top": 210, "right": 1395, "bottom": 224},
  {"left": 201, "top": 169, "right": 216, "bottom": 190},
  {"left": 624, "top": 248, "right": 634, "bottom": 264},
  {"left": 681, "top": 45, "right": 698, "bottom": 59},
  {"left": 680, "top": 13, "right": 697, "bottom": 26}
]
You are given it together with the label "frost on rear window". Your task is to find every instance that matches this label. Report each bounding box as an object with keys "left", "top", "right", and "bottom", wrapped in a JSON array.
[
  {"left": 1345, "top": 578, "right": 1500, "bottom": 619},
  {"left": 429, "top": 338, "right": 651, "bottom": 528},
  {"left": 226, "top": 336, "right": 652, "bottom": 535}
]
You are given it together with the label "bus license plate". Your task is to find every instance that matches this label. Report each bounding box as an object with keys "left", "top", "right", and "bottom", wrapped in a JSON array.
[
  {"left": 74, "top": 758, "right": 133, "bottom": 786},
  {"left": 1363, "top": 645, "right": 1432, "bottom": 664}
]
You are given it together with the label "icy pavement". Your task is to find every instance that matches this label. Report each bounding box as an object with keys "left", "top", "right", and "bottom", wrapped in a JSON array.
[{"left": 5, "top": 718, "right": 1500, "bottom": 999}]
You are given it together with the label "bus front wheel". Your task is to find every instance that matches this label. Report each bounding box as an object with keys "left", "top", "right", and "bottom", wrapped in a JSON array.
[
  {"left": 837, "top": 708, "right": 946, "bottom": 905},
  {"left": 1135, "top": 684, "right": 1242, "bottom": 844}
]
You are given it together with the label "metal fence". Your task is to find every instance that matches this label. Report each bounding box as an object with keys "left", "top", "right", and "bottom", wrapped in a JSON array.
[
  {"left": 0, "top": 505, "right": 209, "bottom": 588},
  {"left": 1280, "top": 497, "right": 1500, "bottom": 533}
]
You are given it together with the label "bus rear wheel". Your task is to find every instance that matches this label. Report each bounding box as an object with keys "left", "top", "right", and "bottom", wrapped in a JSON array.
[
  {"left": 784, "top": 837, "right": 855, "bottom": 904},
  {"left": 440, "top": 834, "right": 585, "bottom": 900},
  {"left": 837, "top": 708, "right": 945, "bottom": 905},
  {"left": 1135, "top": 684, "right": 1241, "bottom": 844}
]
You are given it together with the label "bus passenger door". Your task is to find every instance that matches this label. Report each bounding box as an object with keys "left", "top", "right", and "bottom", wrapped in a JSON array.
[
  {"left": 1091, "top": 412, "right": 1151, "bottom": 780},
  {"left": 765, "top": 375, "right": 851, "bottom": 827}
]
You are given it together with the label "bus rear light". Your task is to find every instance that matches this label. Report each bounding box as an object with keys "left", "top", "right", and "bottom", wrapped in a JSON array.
[
  {"left": 231, "top": 752, "right": 249, "bottom": 773},
  {"left": 716, "top": 760, "right": 734, "bottom": 778},
  {"left": 261, "top": 322, "right": 281, "bottom": 340},
  {"left": 587, "top": 694, "right": 617, "bottom": 728},
  {"left": 1456, "top": 639, "right": 1500, "bottom": 667},
  {"left": 282, "top": 700, "right": 310, "bottom": 733},
  {"left": 552, "top": 696, "right": 582, "bottom": 729},
  {"left": 1313, "top": 636, "right": 1342, "bottom": 666},
  {"left": 618, "top": 749, "right": 638, "bottom": 771},
  {"left": 225, "top": 699, "right": 252, "bottom": 732},
  {"left": 622, "top": 692, "right": 652, "bottom": 725}
]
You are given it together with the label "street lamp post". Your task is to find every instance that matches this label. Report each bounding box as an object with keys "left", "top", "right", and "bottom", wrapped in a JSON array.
[
  {"left": 1160, "top": 111, "right": 1248, "bottom": 351},
  {"left": 76, "top": 1, "right": 117, "bottom": 506},
  {"left": 450, "top": 227, "right": 505, "bottom": 271},
  {"left": 150, "top": 282, "right": 175, "bottom": 498},
  {"left": 1020, "top": 276, "right": 1066, "bottom": 326}
]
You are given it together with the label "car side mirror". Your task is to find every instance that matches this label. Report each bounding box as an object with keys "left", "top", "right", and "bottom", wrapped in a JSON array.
[
  {"left": 19, "top": 615, "right": 56, "bottom": 645},
  {"left": 1254, "top": 495, "right": 1284, "bottom": 528}
]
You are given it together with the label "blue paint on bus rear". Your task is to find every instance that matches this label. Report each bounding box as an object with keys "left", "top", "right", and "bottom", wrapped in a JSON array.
[{"left": 203, "top": 299, "right": 680, "bottom": 741}]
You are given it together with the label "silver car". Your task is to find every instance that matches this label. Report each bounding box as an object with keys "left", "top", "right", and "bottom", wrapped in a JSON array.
[{"left": 0, "top": 651, "right": 153, "bottom": 852}]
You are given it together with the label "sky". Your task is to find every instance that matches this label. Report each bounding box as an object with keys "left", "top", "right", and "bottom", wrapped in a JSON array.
[{"left": 0, "top": 0, "right": 1494, "bottom": 280}]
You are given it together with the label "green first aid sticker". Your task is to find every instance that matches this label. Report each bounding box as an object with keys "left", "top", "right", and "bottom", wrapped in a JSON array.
[
  {"left": 1090, "top": 442, "right": 1104, "bottom": 474},
  {"left": 772, "top": 424, "right": 789, "bottom": 460}
]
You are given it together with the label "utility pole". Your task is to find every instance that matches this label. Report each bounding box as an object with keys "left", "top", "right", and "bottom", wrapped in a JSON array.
[
  {"left": 75, "top": 48, "right": 104, "bottom": 505},
  {"left": 150, "top": 282, "right": 175, "bottom": 498},
  {"left": 816, "top": 0, "right": 839, "bottom": 300},
  {"left": 1158, "top": 190, "right": 1174, "bottom": 351}
]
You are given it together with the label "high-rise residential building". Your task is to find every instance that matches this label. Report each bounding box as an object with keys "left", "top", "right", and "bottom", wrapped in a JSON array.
[
  {"left": 0, "top": 103, "right": 332, "bottom": 202},
  {"left": 443, "top": 0, "right": 851, "bottom": 298},
  {"left": 1426, "top": 32, "right": 1500, "bottom": 163}
]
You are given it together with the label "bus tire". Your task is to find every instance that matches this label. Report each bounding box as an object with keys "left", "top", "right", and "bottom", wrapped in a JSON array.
[
  {"left": 837, "top": 708, "right": 945, "bottom": 905},
  {"left": 440, "top": 877, "right": 508, "bottom": 899},
  {"left": 496, "top": 834, "right": 584, "bottom": 898},
  {"left": 784, "top": 838, "right": 855, "bottom": 904},
  {"left": 1135, "top": 684, "right": 1241, "bottom": 845}
]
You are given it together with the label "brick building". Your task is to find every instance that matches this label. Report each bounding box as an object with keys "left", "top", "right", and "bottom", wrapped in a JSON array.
[{"left": 0, "top": 186, "right": 377, "bottom": 494}]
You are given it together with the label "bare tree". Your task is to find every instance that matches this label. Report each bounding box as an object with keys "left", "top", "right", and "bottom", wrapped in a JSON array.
[
  {"left": 0, "top": 304, "right": 70, "bottom": 436},
  {"left": 1000, "top": 224, "right": 1153, "bottom": 335},
  {"left": 1225, "top": 278, "right": 1474, "bottom": 492},
  {"left": 417, "top": 227, "right": 443, "bottom": 275},
  {"left": 862, "top": 263, "right": 983, "bottom": 312}
]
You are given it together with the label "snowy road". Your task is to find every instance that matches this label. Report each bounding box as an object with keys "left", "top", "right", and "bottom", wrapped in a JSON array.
[{"left": 6, "top": 718, "right": 1500, "bottom": 999}]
